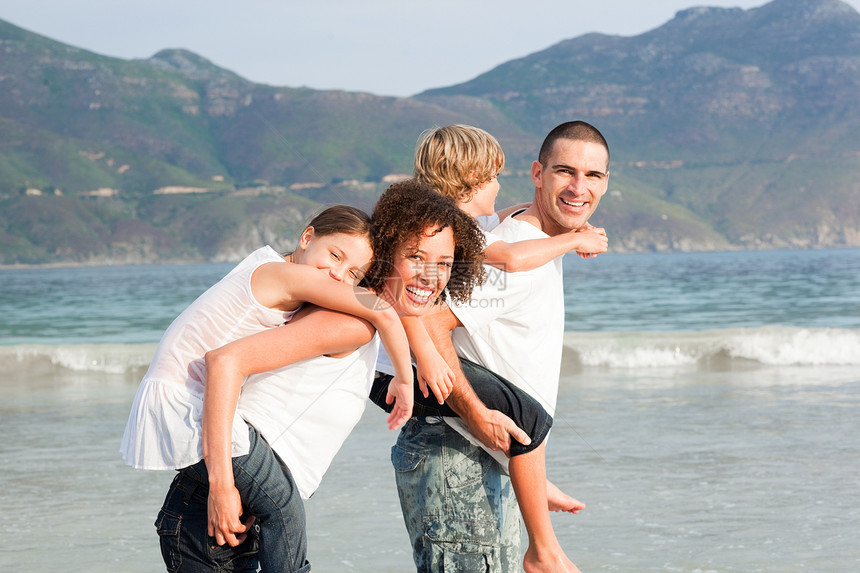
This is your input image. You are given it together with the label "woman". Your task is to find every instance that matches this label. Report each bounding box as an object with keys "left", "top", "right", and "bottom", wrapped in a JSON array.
[{"left": 157, "top": 179, "right": 486, "bottom": 572}]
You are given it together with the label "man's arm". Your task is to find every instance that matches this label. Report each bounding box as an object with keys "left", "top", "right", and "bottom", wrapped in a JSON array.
[{"left": 421, "top": 303, "right": 530, "bottom": 455}]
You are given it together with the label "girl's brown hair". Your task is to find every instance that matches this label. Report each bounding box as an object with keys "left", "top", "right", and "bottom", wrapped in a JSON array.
[{"left": 305, "top": 204, "right": 372, "bottom": 238}]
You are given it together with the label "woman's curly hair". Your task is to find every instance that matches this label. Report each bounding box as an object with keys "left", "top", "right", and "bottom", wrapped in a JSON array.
[{"left": 362, "top": 179, "right": 485, "bottom": 304}]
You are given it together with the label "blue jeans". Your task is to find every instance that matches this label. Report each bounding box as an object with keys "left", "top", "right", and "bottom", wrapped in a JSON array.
[
  {"left": 392, "top": 418, "right": 520, "bottom": 572},
  {"left": 155, "top": 425, "right": 311, "bottom": 573}
]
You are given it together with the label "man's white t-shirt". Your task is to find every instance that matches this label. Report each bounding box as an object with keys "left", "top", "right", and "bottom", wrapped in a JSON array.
[{"left": 447, "top": 213, "right": 565, "bottom": 460}]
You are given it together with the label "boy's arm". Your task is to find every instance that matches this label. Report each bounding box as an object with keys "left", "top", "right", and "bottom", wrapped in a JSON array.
[
  {"left": 401, "top": 315, "right": 454, "bottom": 404},
  {"left": 483, "top": 225, "right": 608, "bottom": 272},
  {"left": 421, "top": 304, "right": 530, "bottom": 455}
]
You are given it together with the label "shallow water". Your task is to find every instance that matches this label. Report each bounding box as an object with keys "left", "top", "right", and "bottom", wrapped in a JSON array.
[{"left": 1, "top": 248, "right": 858, "bottom": 571}]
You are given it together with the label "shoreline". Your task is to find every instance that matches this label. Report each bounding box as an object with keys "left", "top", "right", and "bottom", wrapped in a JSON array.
[
  {"left": 0, "top": 258, "right": 212, "bottom": 271},
  {"left": 3, "top": 244, "right": 858, "bottom": 271}
]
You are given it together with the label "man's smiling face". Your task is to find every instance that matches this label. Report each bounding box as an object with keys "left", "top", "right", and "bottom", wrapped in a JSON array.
[{"left": 530, "top": 138, "right": 609, "bottom": 236}]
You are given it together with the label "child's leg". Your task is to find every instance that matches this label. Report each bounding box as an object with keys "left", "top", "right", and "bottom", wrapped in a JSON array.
[
  {"left": 547, "top": 480, "right": 586, "bottom": 514},
  {"left": 510, "top": 443, "right": 581, "bottom": 573},
  {"left": 370, "top": 359, "right": 553, "bottom": 446},
  {"left": 156, "top": 463, "right": 260, "bottom": 572},
  {"left": 371, "top": 359, "right": 585, "bottom": 568},
  {"left": 457, "top": 359, "right": 582, "bottom": 572}
]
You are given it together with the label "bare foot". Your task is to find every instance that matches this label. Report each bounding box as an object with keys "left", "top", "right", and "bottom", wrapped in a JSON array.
[
  {"left": 546, "top": 480, "right": 585, "bottom": 514},
  {"left": 523, "top": 544, "right": 581, "bottom": 573}
]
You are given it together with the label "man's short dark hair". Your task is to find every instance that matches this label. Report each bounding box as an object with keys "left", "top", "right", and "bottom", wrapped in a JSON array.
[{"left": 538, "top": 121, "right": 610, "bottom": 167}]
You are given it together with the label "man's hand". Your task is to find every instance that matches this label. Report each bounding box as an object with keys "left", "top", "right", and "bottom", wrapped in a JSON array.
[
  {"left": 464, "top": 407, "right": 531, "bottom": 456},
  {"left": 207, "top": 485, "right": 255, "bottom": 547}
]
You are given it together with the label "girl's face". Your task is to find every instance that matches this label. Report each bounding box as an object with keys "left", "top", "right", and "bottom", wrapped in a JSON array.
[
  {"left": 294, "top": 229, "right": 373, "bottom": 285},
  {"left": 383, "top": 225, "right": 455, "bottom": 317}
]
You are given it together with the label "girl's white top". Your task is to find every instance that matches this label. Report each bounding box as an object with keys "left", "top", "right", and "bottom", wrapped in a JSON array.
[
  {"left": 120, "top": 246, "right": 298, "bottom": 470},
  {"left": 238, "top": 335, "right": 379, "bottom": 499}
]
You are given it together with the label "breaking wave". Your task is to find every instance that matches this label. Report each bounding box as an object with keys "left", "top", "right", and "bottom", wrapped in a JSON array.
[
  {"left": 2, "top": 326, "right": 857, "bottom": 378},
  {"left": 563, "top": 326, "right": 860, "bottom": 368},
  {"left": 0, "top": 343, "right": 157, "bottom": 375}
]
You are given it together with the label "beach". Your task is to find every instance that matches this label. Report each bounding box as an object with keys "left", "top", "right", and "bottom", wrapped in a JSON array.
[{"left": 1, "top": 248, "right": 859, "bottom": 571}]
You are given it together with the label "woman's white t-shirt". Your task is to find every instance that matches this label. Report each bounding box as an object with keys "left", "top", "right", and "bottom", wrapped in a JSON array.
[{"left": 238, "top": 336, "right": 380, "bottom": 499}]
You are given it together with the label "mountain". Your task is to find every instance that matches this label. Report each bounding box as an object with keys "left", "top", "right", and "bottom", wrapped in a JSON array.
[
  {"left": 2, "top": 0, "right": 859, "bottom": 265},
  {"left": 0, "top": 20, "right": 528, "bottom": 263},
  {"left": 420, "top": 0, "right": 860, "bottom": 250}
]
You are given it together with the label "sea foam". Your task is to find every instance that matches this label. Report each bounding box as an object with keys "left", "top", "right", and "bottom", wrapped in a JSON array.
[
  {"left": 563, "top": 326, "right": 860, "bottom": 368},
  {"left": 2, "top": 326, "right": 857, "bottom": 377},
  {"left": 0, "top": 343, "right": 157, "bottom": 375}
]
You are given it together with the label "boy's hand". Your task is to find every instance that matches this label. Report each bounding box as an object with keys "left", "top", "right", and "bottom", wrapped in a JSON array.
[
  {"left": 385, "top": 376, "right": 414, "bottom": 430},
  {"left": 416, "top": 353, "right": 455, "bottom": 404},
  {"left": 573, "top": 225, "right": 608, "bottom": 258}
]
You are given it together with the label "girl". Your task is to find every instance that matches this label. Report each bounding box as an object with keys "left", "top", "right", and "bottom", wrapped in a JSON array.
[{"left": 121, "top": 204, "right": 427, "bottom": 571}]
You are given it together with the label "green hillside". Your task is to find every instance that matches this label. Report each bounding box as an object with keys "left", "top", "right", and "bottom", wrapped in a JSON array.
[{"left": 2, "top": 0, "right": 859, "bottom": 265}]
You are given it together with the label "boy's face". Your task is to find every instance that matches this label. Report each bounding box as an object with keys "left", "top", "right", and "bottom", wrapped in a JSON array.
[{"left": 463, "top": 175, "right": 500, "bottom": 217}]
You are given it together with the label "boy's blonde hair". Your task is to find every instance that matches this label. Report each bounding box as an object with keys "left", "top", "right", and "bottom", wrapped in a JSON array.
[{"left": 413, "top": 124, "right": 505, "bottom": 203}]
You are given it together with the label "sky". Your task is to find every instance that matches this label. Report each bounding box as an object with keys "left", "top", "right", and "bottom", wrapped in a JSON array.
[{"left": 2, "top": 0, "right": 859, "bottom": 97}]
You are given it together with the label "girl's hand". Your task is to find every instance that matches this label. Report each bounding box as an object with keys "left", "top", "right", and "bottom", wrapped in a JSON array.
[
  {"left": 385, "top": 376, "right": 414, "bottom": 430},
  {"left": 416, "top": 353, "right": 455, "bottom": 404}
]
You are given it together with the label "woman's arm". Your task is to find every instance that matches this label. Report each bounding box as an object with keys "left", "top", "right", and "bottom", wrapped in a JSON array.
[
  {"left": 202, "top": 306, "right": 375, "bottom": 547},
  {"left": 253, "top": 262, "right": 414, "bottom": 401}
]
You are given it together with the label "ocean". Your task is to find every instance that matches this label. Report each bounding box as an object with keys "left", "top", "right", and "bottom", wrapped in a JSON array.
[{"left": 1, "top": 248, "right": 858, "bottom": 571}]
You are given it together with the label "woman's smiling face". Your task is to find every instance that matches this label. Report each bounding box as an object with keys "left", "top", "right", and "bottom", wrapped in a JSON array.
[{"left": 383, "top": 225, "right": 455, "bottom": 317}]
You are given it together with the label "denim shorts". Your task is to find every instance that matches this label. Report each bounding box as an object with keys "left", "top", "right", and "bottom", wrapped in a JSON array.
[
  {"left": 392, "top": 418, "right": 520, "bottom": 572},
  {"left": 155, "top": 425, "right": 311, "bottom": 573}
]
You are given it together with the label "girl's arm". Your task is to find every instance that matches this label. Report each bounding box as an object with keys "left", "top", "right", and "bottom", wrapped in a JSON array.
[
  {"left": 483, "top": 225, "right": 608, "bottom": 272},
  {"left": 202, "top": 307, "right": 376, "bottom": 547},
  {"left": 253, "top": 262, "right": 415, "bottom": 408}
]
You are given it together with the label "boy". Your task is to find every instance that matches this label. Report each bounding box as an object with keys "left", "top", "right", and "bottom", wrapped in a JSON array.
[{"left": 410, "top": 124, "right": 607, "bottom": 572}]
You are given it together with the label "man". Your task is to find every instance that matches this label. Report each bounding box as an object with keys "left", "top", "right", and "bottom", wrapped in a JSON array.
[{"left": 392, "top": 121, "right": 611, "bottom": 572}]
